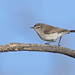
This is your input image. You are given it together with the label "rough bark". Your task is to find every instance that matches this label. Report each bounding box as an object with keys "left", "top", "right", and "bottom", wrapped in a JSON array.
[{"left": 0, "top": 43, "right": 75, "bottom": 58}]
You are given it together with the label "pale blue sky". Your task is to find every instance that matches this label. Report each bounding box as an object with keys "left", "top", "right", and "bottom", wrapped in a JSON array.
[{"left": 0, "top": 0, "right": 75, "bottom": 75}]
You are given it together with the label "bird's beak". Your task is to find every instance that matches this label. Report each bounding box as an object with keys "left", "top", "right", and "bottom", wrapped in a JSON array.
[{"left": 30, "top": 27, "right": 34, "bottom": 29}]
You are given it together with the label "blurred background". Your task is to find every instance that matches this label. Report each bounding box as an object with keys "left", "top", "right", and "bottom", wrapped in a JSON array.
[{"left": 0, "top": 0, "right": 75, "bottom": 75}]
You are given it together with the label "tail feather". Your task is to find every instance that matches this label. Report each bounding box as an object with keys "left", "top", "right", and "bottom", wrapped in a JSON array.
[{"left": 70, "top": 30, "right": 75, "bottom": 32}]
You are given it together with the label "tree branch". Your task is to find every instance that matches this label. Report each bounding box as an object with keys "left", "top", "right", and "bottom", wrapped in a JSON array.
[{"left": 0, "top": 43, "right": 75, "bottom": 58}]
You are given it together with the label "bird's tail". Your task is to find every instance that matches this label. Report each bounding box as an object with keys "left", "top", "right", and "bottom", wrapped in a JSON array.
[{"left": 70, "top": 30, "right": 75, "bottom": 32}]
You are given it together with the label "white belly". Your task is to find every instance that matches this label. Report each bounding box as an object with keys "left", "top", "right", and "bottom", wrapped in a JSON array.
[
  {"left": 38, "top": 32, "right": 68, "bottom": 41},
  {"left": 44, "top": 32, "right": 69, "bottom": 41},
  {"left": 45, "top": 33, "right": 62, "bottom": 41},
  {"left": 35, "top": 29, "right": 69, "bottom": 41}
]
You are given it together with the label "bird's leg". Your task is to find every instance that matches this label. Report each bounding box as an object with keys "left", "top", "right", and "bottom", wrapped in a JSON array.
[{"left": 58, "top": 36, "right": 62, "bottom": 46}]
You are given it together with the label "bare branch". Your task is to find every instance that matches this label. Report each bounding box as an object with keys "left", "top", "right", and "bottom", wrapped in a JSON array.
[{"left": 0, "top": 43, "right": 75, "bottom": 58}]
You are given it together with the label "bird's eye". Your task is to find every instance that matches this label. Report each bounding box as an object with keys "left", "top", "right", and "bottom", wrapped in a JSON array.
[{"left": 37, "top": 26, "right": 40, "bottom": 29}]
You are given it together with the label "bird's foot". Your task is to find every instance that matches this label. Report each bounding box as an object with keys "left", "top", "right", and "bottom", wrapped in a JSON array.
[
  {"left": 45, "top": 43, "right": 50, "bottom": 45},
  {"left": 58, "top": 44, "right": 61, "bottom": 46}
]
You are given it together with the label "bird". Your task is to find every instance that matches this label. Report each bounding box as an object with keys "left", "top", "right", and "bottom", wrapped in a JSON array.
[{"left": 31, "top": 23, "right": 75, "bottom": 46}]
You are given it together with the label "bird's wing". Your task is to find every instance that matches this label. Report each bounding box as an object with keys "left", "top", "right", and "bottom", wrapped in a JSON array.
[{"left": 43, "top": 25, "right": 68, "bottom": 34}]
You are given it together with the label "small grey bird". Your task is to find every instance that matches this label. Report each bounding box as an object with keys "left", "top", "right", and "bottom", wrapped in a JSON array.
[{"left": 31, "top": 23, "right": 75, "bottom": 46}]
